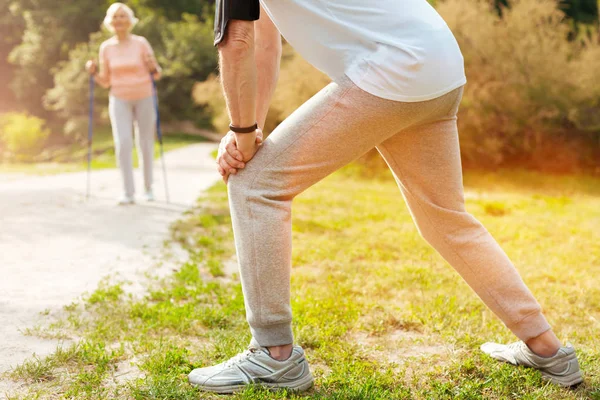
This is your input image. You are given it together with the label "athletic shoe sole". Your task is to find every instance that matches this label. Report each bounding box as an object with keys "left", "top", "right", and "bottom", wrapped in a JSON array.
[{"left": 190, "top": 373, "right": 314, "bottom": 394}]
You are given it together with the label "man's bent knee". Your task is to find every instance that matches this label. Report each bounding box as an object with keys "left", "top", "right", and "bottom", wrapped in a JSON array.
[{"left": 227, "top": 171, "right": 252, "bottom": 201}]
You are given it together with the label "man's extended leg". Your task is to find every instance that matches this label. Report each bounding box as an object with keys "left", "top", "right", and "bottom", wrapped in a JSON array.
[
  {"left": 376, "top": 94, "right": 582, "bottom": 387},
  {"left": 377, "top": 94, "right": 551, "bottom": 341}
]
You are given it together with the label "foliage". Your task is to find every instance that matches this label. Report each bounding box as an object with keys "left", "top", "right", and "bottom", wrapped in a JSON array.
[
  {"left": 559, "top": 0, "right": 599, "bottom": 23},
  {"left": 488, "top": 0, "right": 599, "bottom": 22},
  {"left": 44, "top": 32, "right": 110, "bottom": 141},
  {"left": 144, "top": 13, "right": 218, "bottom": 124},
  {"left": 7, "top": 0, "right": 110, "bottom": 117},
  {"left": 0, "top": 0, "right": 25, "bottom": 112},
  {"left": 438, "top": 0, "right": 600, "bottom": 170},
  {"left": 128, "top": 0, "right": 214, "bottom": 20},
  {"left": 192, "top": 74, "right": 227, "bottom": 133},
  {"left": 0, "top": 1, "right": 24, "bottom": 52},
  {"left": 0, "top": 112, "right": 50, "bottom": 160}
]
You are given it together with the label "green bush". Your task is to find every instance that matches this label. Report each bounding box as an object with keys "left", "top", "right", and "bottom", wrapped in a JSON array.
[
  {"left": 438, "top": 0, "right": 600, "bottom": 170},
  {"left": 45, "top": 31, "right": 110, "bottom": 141},
  {"left": 8, "top": 0, "right": 110, "bottom": 118},
  {"left": 0, "top": 112, "right": 50, "bottom": 160},
  {"left": 149, "top": 13, "right": 217, "bottom": 124}
]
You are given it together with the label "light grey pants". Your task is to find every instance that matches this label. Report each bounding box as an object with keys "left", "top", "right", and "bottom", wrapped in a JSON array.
[
  {"left": 108, "top": 95, "right": 156, "bottom": 197},
  {"left": 228, "top": 76, "right": 551, "bottom": 347}
]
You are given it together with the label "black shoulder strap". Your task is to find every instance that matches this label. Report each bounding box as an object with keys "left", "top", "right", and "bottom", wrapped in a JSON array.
[{"left": 214, "top": 0, "right": 261, "bottom": 46}]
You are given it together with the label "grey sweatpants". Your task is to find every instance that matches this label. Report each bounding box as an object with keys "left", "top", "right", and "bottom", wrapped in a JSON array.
[
  {"left": 228, "top": 76, "right": 551, "bottom": 347},
  {"left": 108, "top": 95, "right": 156, "bottom": 197}
]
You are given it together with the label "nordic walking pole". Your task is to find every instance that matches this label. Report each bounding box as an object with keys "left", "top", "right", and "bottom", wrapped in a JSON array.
[
  {"left": 151, "top": 74, "right": 170, "bottom": 203},
  {"left": 86, "top": 74, "right": 94, "bottom": 200}
]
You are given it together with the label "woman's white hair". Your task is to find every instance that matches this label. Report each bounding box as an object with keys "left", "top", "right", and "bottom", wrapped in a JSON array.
[{"left": 103, "top": 3, "right": 139, "bottom": 33}]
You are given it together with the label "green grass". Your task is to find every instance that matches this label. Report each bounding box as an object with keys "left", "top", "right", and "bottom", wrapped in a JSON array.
[
  {"left": 4, "top": 165, "right": 599, "bottom": 399},
  {"left": 0, "top": 126, "right": 208, "bottom": 175}
]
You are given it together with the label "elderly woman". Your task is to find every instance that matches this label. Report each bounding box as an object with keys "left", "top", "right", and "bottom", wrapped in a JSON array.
[{"left": 86, "top": 3, "right": 161, "bottom": 205}]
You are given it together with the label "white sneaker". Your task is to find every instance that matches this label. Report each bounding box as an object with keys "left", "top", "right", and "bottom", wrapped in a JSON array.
[
  {"left": 481, "top": 341, "right": 583, "bottom": 387},
  {"left": 188, "top": 345, "right": 314, "bottom": 393},
  {"left": 144, "top": 190, "right": 154, "bottom": 202},
  {"left": 117, "top": 195, "right": 135, "bottom": 205}
]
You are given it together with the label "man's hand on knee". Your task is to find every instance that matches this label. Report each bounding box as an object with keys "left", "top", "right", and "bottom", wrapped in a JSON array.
[{"left": 217, "top": 130, "right": 263, "bottom": 183}]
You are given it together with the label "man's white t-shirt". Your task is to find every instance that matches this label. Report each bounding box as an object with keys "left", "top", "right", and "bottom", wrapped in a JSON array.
[{"left": 260, "top": 0, "right": 466, "bottom": 102}]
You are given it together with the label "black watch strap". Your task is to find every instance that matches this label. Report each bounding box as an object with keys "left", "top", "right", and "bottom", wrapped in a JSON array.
[{"left": 229, "top": 123, "right": 258, "bottom": 134}]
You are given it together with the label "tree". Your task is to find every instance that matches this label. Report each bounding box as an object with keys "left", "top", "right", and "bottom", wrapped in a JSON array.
[
  {"left": 45, "top": 31, "right": 110, "bottom": 141},
  {"left": 0, "top": 0, "right": 24, "bottom": 111},
  {"left": 149, "top": 13, "right": 218, "bottom": 123},
  {"left": 559, "top": 0, "right": 598, "bottom": 23},
  {"left": 493, "top": 0, "right": 598, "bottom": 22},
  {"left": 8, "top": 0, "right": 109, "bottom": 118},
  {"left": 128, "top": 0, "right": 214, "bottom": 20}
]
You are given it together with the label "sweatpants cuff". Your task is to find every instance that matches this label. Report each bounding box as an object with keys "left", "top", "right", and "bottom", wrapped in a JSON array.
[
  {"left": 508, "top": 312, "right": 551, "bottom": 342},
  {"left": 250, "top": 322, "right": 294, "bottom": 347}
]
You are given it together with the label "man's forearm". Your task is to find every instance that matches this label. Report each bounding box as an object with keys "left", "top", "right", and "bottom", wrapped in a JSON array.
[
  {"left": 219, "top": 20, "right": 258, "bottom": 130},
  {"left": 219, "top": 20, "right": 258, "bottom": 160}
]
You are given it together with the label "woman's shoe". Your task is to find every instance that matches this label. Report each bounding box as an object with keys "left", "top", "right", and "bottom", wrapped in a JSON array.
[
  {"left": 117, "top": 195, "right": 135, "bottom": 205},
  {"left": 144, "top": 190, "right": 155, "bottom": 202}
]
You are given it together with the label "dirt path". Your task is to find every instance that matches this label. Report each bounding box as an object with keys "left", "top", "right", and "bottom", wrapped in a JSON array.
[{"left": 0, "top": 143, "right": 220, "bottom": 395}]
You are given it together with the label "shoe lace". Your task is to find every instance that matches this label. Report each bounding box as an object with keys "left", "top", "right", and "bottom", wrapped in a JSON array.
[
  {"left": 507, "top": 342, "right": 524, "bottom": 353},
  {"left": 223, "top": 348, "right": 258, "bottom": 368}
]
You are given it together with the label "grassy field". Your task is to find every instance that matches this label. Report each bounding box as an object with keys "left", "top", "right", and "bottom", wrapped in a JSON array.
[
  {"left": 4, "top": 165, "right": 599, "bottom": 399},
  {"left": 0, "top": 126, "right": 206, "bottom": 175}
]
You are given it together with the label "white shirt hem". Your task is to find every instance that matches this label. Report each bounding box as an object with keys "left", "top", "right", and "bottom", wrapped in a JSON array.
[{"left": 346, "top": 73, "right": 467, "bottom": 103}]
